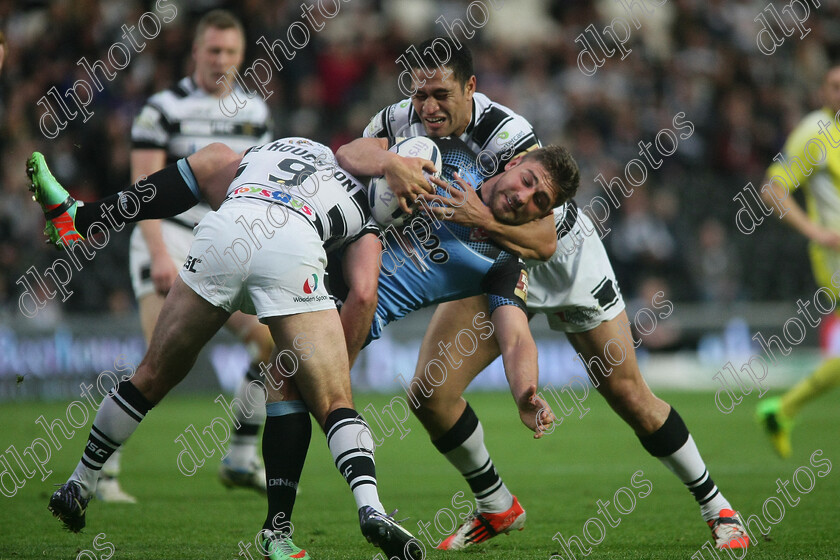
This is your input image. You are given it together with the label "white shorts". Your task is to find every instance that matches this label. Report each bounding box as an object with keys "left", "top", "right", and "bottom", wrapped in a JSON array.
[
  {"left": 525, "top": 211, "right": 625, "bottom": 333},
  {"left": 179, "top": 200, "right": 334, "bottom": 320}
]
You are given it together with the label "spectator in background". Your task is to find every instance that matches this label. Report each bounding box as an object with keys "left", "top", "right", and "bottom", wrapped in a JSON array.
[
  {"left": 97, "top": 10, "right": 275, "bottom": 504},
  {"left": 610, "top": 186, "right": 679, "bottom": 296},
  {"left": 0, "top": 31, "right": 6, "bottom": 72},
  {"left": 693, "top": 218, "right": 741, "bottom": 303}
]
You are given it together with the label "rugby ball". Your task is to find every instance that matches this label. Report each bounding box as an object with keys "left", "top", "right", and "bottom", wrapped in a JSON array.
[{"left": 368, "top": 137, "right": 442, "bottom": 228}]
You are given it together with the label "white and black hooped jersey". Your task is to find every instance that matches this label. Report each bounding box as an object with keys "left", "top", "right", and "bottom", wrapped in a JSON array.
[
  {"left": 225, "top": 137, "right": 377, "bottom": 253},
  {"left": 364, "top": 92, "right": 577, "bottom": 251},
  {"left": 364, "top": 92, "right": 539, "bottom": 176},
  {"left": 131, "top": 76, "right": 272, "bottom": 228}
]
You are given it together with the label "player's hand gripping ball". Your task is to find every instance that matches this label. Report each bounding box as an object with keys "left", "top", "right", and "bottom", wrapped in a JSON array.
[{"left": 368, "top": 137, "right": 442, "bottom": 228}]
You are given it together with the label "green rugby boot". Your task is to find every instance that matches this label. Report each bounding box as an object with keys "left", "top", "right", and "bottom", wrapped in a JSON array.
[
  {"left": 27, "top": 152, "right": 84, "bottom": 248},
  {"left": 756, "top": 396, "right": 792, "bottom": 458},
  {"left": 259, "top": 530, "right": 310, "bottom": 560}
]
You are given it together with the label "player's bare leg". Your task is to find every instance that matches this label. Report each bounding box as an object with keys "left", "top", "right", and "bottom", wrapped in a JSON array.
[
  {"left": 264, "top": 309, "right": 355, "bottom": 425},
  {"left": 567, "top": 311, "right": 749, "bottom": 550},
  {"left": 216, "top": 312, "right": 274, "bottom": 492},
  {"left": 411, "top": 297, "right": 497, "bottom": 436},
  {"left": 49, "top": 278, "right": 230, "bottom": 532},
  {"left": 410, "top": 295, "right": 525, "bottom": 550},
  {"left": 98, "top": 300, "right": 273, "bottom": 501},
  {"left": 263, "top": 309, "right": 422, "bottom": 560},
  {"left": 565, "top": 311, "right": 670, "bottom": 434},
  {"left": 130, "top": 279, "right": 231, "bottom": 400}
]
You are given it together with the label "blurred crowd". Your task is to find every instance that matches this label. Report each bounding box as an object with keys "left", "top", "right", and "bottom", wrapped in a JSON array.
[{"left": 1, "top": 0, "right": 839, "bottom": 321}]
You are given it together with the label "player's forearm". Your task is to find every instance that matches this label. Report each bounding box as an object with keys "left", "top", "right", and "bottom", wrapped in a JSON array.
[
  {"left": 339, "top": 233, "right": 382, "bottom": 367},
  {"left": 499, "top": 336, "right": 540, "bottom": 401},
  {"left": 483, "top": 214, "right": 556, "bottom": 261},
  {"left": 340, "top": 292, "right": 378, "bottom": 368},
  {"left": 137, "top": 220, "right": 170, "bottom": 258},
  {"left": 335, "top": 138, "right": 393, "bottom": 177}
]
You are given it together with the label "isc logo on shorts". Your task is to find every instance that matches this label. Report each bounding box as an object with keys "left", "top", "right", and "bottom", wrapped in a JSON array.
[{"left": 183, "top": 255, "right": 201, "bottom": 273}]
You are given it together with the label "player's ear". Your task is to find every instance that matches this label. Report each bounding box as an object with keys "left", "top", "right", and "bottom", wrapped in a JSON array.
[
  {"left": 504, "top": 154, "right": 525, "bottom": 171},
  {"left": 464, "top": 75, "right": 476, "bottom": 98}
]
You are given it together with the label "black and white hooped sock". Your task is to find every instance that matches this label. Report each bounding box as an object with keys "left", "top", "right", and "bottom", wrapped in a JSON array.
[
  {"left": 70, "top": 381, "right": 154, "bottom": 497},
  {"left": 325, "top": 408, "right": 384, "bottom": 513},
  {"left": 433, "top": 403, "right": 513, "bottom": 513},
  {"left": 638, "top": 407, "right": 731, "bottom": 521}
]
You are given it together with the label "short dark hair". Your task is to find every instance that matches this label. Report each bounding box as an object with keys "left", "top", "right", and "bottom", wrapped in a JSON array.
[
  {"left": 522, "top": 146, "right": 580, "bottom": 208},
  {"left": 411, "top": 37, "right": 474, "bottom": 87},
  {"left": 194, "top": 10, "right": 245, "bottom": 45}
]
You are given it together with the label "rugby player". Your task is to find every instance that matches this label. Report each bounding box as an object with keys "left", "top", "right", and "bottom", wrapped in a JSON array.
[
  {"left": 34, "top": 138, "right": 424, "bottom": 560},
  {"left": 757, "top": 64, "right": 840, "bottom": 458},
  {"left": 99, "top": 10, "right": 275, "bottom": 503},
  {"left": 356, "top": 38, "right": 749, "bottom": 551}
]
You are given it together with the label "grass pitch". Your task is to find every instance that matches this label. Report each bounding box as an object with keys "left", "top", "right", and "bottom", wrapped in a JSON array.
[{"left": 1, "top": 390, "right": 838, "bottom": 560}]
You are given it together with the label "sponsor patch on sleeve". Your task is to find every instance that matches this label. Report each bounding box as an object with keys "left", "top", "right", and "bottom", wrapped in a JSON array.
[{"left": 515, "top": 269, "right": 529, "bottom": 302}]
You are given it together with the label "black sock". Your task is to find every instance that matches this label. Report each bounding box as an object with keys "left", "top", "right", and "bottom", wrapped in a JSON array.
[
  {"left": 262, "top": 410, "right": 311, "bottom": 533},
  {"left": 637, "top": 407, "right": 689, "bottom": 457},
  {"left": 75, "top": 161, "right": 200, "bottom": 234}
]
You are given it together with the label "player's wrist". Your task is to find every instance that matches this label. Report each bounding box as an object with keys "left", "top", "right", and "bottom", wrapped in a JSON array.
[
  {"left": 381, "top": 151, "right": 404, "bottom": 178},
  {"left": 467, "top": 202, "right": 494, "bottom": 229},
  {"left": 801, "top": 222, "right": 825, "bottom": 242},
  {"left": 512, "top": 385, "right": 533, "bottom": 407}
]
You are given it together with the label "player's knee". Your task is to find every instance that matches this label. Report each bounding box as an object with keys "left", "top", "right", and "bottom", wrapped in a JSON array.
[
  {"left": 409, "top": 383, "right": 459, "bottom": 420},
  {"left": 354, "top": 284, "right": 378, "bottom": 309}
]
